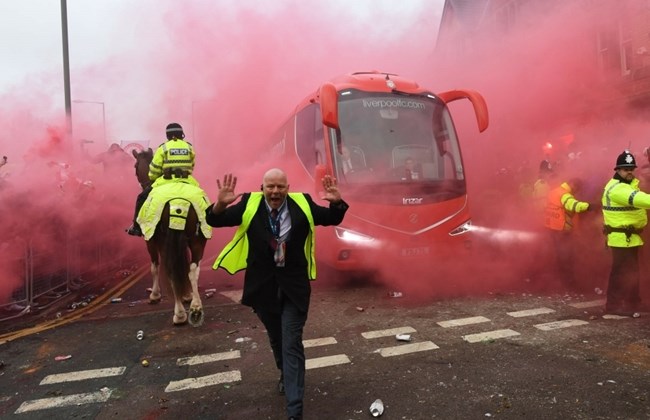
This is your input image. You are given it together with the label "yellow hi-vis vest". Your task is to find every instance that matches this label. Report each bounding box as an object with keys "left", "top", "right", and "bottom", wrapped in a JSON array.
[
  {"left": 544, "top": 182, "right": 589, "bottom": 231},
  {"left": 602, "top": 177, "right": 650, "bottom": 247},
  {"left": 212, "top": 192, "right": 317, "bottom": 279},
  {"left": 149, "top": 139, "right": 196, "bottom": 181},
  {"left": 532, "top": 178, "right": 550, "bottom": 211}
]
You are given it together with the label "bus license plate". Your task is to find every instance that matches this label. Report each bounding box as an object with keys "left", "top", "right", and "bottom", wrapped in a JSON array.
[{"left": 400, "top": 246, "right": 430, "bottom": 257}]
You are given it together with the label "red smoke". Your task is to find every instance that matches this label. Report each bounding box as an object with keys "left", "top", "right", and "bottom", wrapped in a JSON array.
[
  {"left": 1, "top": 1, "right": 647, "bottom": 307},
  {"left": 427, "top": 1, "right": 650, "bottom": 302}
]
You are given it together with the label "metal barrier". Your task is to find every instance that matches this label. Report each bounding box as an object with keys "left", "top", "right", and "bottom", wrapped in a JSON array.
[
  {"left": 0, "top": 242, "right": 31, "bottom": 321},
  {"left": 30, "top": 232, "right": 72, "bottom": 310},
  {"left": 1, "top": 229, "right": 143, "bottom": 323}
]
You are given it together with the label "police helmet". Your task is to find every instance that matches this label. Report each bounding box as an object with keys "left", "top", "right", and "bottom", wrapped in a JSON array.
[
  {"left": 165, "top": 123, "right": 185, "bottom": 140},
  {"left": 614, "top": 150, "right": 637, "bottom": 169}
]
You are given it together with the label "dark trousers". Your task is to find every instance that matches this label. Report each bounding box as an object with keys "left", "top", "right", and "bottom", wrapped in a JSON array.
[
  {"left": 548, "top": 230, "right": 575, "bottom": 287},
  {"left": 133, "top": 185, "right": 152, "bottom": 225},
  {"left": 254, "top": 296, "right": 308, "bottom": 419},
  {"left": 607, "top": 246, "right": 641, "bottom": 310}
]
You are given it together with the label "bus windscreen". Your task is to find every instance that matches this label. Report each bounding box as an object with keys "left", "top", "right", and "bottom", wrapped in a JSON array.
[{"left": 334, "top": 90, "right": 465, "bottom": 197}]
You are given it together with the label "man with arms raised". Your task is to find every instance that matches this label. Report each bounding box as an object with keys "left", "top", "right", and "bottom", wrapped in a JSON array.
[{"left": 206, "top": 168, "right": 348, "bottom": 420}]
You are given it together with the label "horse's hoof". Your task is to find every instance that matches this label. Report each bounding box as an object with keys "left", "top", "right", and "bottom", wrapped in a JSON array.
[
  {"left": 173, "top": 313, "right": 188, "bottom": 325},
  {"left": 149, "top": 297, "right": 161, "bottom": 305},
  {"left": 188, "top": 308, "right": 204, "bottom": 327}
]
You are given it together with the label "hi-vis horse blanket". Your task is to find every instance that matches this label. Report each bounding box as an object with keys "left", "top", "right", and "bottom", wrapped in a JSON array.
[{"left": 137, "top": 182, "right": 213, "bottom": 241}]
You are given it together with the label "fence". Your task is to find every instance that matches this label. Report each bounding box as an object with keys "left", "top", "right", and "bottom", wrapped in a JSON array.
[{"left": 1, "top": 228, "right": 143, "bottom": 322}]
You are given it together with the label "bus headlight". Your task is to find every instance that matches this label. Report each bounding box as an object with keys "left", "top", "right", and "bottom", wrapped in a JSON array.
[
  {"left": 449, "top": 220, "right": 472, "bottom": 236},
  {"left": 334, "top": 227, "right": 375, "bottom": 243}
]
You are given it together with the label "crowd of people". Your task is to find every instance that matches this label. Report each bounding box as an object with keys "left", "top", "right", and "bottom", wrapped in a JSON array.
[{"left": 515, "top": 148, "right": 650, "bottom": 317}]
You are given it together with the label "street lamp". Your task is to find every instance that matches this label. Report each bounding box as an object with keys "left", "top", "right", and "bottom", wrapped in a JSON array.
[
  {"left": 61, "top": 0, "right": 72, "bottom": 136},
  {"left": 73, "top": 100, "right": 106, "bottom": 144}
]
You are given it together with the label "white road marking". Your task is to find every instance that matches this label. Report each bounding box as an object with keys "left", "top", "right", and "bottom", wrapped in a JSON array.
[
  {"left": 306, "top": 354, "right": 351, "bottom": 369},
  {"left": 220, "top": 290, "right": 243, "bottom": 303},
  {"left": 40, "top": 367, "right": 126, "bottom": 385},
  {"left": 378, "top": 341, "right": 439, "bottom": 357},
  {"left": 534, "top": 319, "right": 589, "bottom": 331},
  {"left": 177, "top": 351, "right": 240, "bottom": 366},
  {"left": 15, "top": 389, "right": 113, "bottom": 413},
  {"left": 165, "top": 370, "right": 241, "bottom": 392},
  {"left": 602, "top": 314, "right": 631, "bottom": 320},
  {"left": 361, "top": 327, "right": 416, "bottom": 339},
  {"left": 437, "top": 316, "right": 490, "bottom": 328},
  {"left": 304, "top": 337, "right": 337, "bottom": 348},
  {"left": 569, "top": 299, "right": 606, "bottom": 309},
  {"left": 507, "top": 307, "right": 555, "bottom": 318},
  {"left": 462, "top": 329, "right": 520, "bottom": 343}
]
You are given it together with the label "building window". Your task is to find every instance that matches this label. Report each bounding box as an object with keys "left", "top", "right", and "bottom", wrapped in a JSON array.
[
  {"left": 597, "top": 29, "right": 620, "bottom": 79},
  {"left": 619, "top": 22, "right": 632, "bottom": 76}
]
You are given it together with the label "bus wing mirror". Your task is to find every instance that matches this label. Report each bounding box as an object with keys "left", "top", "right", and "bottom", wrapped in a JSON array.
[
  {"left": 314, "top": 164, "right": 327, "bottom": 193},
  {"left": 320, "top": 83, "right": 339, "bottom": 129},
  {"left": 437, "top": 89, "right": 489, "bottom": 133}
]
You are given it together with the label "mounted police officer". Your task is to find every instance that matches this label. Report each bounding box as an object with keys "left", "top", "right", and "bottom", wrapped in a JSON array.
[
  {"left": 126, "top": 122, "right": 198, "bottom": 236},
  {"left": 601, "top": 150, "right": 650, "bottom": 315}
]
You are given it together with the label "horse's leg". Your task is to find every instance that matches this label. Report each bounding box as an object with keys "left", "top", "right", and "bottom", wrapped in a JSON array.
[
  {"left": 146, "top": 242, "right": 162, "bottom": 304},
  {"left": 187, "top": 262, "right": 204, "bottom": 326},
  {"left": 181, "top": 290, "right": 192, "bottom": 304},
  {"left": 149, "top": 262, "right": 161, "bottom": 303},
  {"left": 172, "top": 293, "right": 188, "bottom": 325}
]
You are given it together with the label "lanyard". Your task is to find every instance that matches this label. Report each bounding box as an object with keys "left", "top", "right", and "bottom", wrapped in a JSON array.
[
  {"left": 268, "top": 201, "right": 286, "bottom": 238},
  {"left": 269, "top": 210, "right": 280, "bottom": 237}
]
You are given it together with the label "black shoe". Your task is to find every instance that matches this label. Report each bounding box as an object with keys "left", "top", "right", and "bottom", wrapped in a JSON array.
[
  {"left": 125, "top": 224, "right": 143, "bottom": 237},
  {"left": 605, "top": 306, "right": 636, "bottom": 317},
  {"left": 278, "top": 374, "right": 285, "bottom": 395}
]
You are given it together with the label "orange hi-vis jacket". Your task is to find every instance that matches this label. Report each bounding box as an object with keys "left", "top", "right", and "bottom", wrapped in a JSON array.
[{"left": 544, "top": 182, "right": 589, "bottom": 231}]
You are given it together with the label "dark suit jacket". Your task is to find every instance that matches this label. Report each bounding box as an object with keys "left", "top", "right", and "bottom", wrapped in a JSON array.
[{"left": 206, "top": 193, "right": 348, "bottom": 313}]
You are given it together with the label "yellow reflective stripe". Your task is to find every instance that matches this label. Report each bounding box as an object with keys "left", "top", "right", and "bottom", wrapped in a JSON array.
[
  {"left": 212, "top": 193, "right": 263, "bottom": 272},
  {"left": 288, "top": 193, "right": 316, "bottom": 280}
]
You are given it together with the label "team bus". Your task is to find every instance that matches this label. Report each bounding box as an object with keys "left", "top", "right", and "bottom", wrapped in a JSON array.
[{"left": 267, "top": 71, "right": 488, "bottom": 277}]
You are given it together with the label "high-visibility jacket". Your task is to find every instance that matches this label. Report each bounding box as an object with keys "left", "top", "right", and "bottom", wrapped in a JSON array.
[
  {"left": 601, "top": 177, "right": 650, "bottom": 247},
  {"left": 213, "top": 192, "right": 317, "bottom": 279},
  {"left": 532, "top": 178, "right": 550, "bottom": 211},
  {"left": 544, "top": 182, "right": 589, "bottom": 231},
  {"left": 149, "top": 139, "right": 199, "bottom": 187}
]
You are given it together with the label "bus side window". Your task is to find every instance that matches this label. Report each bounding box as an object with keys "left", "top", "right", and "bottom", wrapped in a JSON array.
[
  {"left": 314, "top": 127, "right": 325, "bottom": 165},
  {"left": 296, "top": 103, "right": 321, "bottom": 173}
]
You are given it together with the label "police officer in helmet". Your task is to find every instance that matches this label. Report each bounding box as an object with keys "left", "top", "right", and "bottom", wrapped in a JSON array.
[
  {"left": 126, "top": 122, "right": 199, "bottom": 236},
  {"left": 601, "top": 150, "right": 650, "bottom": 315}
]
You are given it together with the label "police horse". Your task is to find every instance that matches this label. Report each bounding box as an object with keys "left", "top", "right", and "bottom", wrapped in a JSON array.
[{"left": 132, "top": 148, "right": 210, "bottom": 326}]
